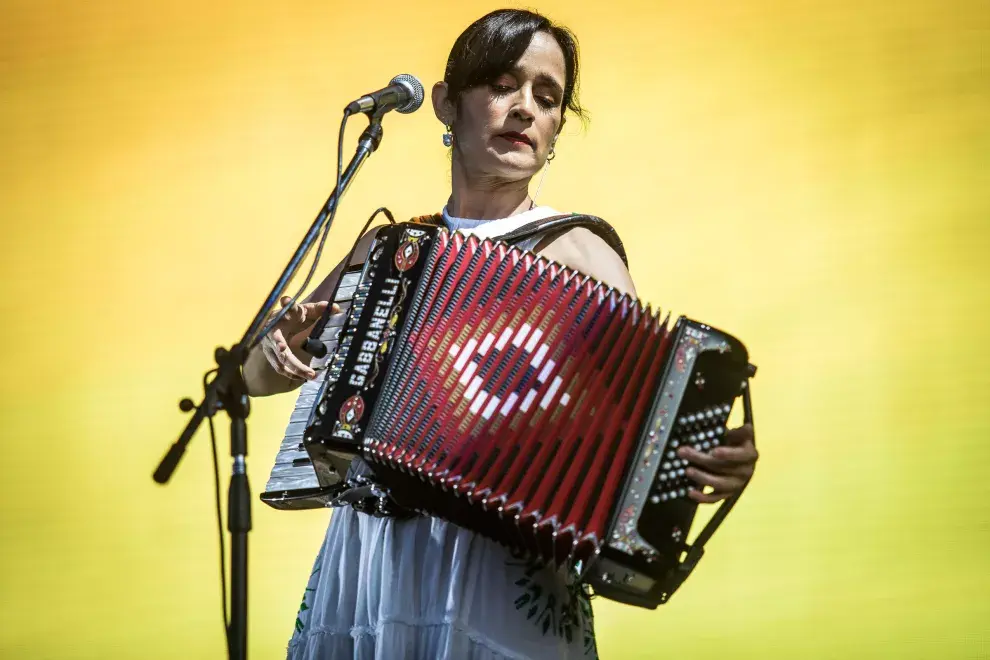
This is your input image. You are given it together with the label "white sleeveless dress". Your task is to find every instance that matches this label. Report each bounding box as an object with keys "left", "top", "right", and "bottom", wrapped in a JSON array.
[{"left": 286, "top": 206, "right": 599, "bottom": 660}]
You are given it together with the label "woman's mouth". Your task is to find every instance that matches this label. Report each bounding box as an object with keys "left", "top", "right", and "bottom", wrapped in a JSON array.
[{"left": 496, "top": 132, "right": 533, "bottom": 148}]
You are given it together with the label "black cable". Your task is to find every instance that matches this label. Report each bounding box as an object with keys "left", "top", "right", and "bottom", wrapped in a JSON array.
[
  {"left": 202, "top": 368, "right": 229, "bottom": 646},
  {"left": 251, "top": 109, "right": 353, "bottom": 350},
  {"left": 317, "top": 206, "right": 396, "bottom": 317}
]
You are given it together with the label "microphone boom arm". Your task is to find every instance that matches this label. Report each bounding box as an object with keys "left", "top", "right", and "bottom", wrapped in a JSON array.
[{"left": 152, "top": 111, "right": 387, "bottom": 660}]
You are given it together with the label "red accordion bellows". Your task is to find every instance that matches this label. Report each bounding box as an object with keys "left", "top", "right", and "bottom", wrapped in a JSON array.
[{"left": 365, "top": 231, "right": 670, "bottom": 566}]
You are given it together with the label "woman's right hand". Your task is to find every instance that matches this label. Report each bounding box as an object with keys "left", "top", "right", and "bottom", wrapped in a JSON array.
[{"left": 260, "top": 296, "right": 338, "bottom": 381}]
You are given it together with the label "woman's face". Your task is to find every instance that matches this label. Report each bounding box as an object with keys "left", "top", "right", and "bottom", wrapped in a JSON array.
[{"left": 442, "top": 31, "right": 567, "bottom": 182}]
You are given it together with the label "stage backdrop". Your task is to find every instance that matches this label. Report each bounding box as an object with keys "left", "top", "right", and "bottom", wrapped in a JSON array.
[{"left": 1, "top": 0, "right": 986, "bottom": 658}]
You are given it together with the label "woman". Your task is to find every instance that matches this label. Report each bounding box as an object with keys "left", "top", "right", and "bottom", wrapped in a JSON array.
[{"left": 245, "top": 9, "right": 758, "bottom": 659}]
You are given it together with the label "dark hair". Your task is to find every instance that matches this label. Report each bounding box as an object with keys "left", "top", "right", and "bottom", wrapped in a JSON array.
[{"left": 444, "top": 9, "right": 587, "bottom": 125}]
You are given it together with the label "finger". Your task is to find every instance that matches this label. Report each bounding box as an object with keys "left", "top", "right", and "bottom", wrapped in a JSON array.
[
  {"left": 279, "top": 351, "right": 315, "bottom": 380},
  {"left": 331, "top": 303, "right": 341, "bottom": 314},
  {"left": 270, "top": 328, "right": 290, "bottom": 352},
  {"left": 297, "top": 300, "right": 329, "bottom": 325},
  {"left": 702, "top": 444, "right": 758, "bottom": 466},
  {"left": 264, "top": 330, "right": 314, "bottom": 380},
  {"left": 723, "top": 423, "right": 754, "bottom": 447},
  {"left": 262, "top": 337, "right": 301, "bottom": 379},
  {"left": 261, "top": 336, "right": 283, "bottom": 372},
  {"left": 278, "top": 344, "right": 316, "bottom": 380},
  {"left": 278, "top": 296, "right": 312, "bottom": 326},
  {"left": 688, "top": 487, "right": 735, "bottom": 504},
  {"left": 677, "top": 446, "right": 735, "bottom": 472},
  {"left": 678, "top": 444, "right": 756, "bottom": 469},
  {"left": 263, "top": 328, "right": 290, "bottom": 357},
  {"left": 684, "top": 466, "right": 745, "bottom": 494},
  {"left": 281, "top": 300, "right": 326, "bottom": 329},
  {"left": 710, "top": 444, "right": 758, "bottom": 465},
  {"left": 276, "top": 354, "right": 310, "bottom": 381}
]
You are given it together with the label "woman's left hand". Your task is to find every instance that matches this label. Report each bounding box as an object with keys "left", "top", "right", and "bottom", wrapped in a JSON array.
[{"left": 676, "top": 424, "right": 758, "bottom": 503}]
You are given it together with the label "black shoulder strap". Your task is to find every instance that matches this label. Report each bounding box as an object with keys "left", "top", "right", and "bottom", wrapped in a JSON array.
[
  {"left": 410, "top": 212, "right": 444, "bottom": 227},
  {"left": 491, "top": 213, "right": 629, "bottom": 267}
]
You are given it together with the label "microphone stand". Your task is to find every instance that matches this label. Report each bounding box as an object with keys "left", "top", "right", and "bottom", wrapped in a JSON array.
[{"left": 153, "top": 110, "right": 386, "bottom": 660}]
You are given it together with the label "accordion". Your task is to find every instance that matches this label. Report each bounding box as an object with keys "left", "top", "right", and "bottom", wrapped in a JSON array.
[{"left": 262, "top": 221, "right": 755, "bottom": 608}]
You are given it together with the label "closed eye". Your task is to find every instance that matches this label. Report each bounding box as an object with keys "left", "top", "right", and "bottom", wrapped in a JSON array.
[{"left": 490, "top": 82, "right": 559, "bottom": 112}]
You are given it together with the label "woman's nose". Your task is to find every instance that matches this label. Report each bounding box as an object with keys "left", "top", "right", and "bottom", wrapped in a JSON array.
[{"left": 510, "top": 88, "right": 536, "bottom": 122}]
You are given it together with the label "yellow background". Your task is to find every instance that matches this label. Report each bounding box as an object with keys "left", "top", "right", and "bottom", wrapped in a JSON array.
[{"left": 1, "top": 0, "right": 987, "bottom": 658}]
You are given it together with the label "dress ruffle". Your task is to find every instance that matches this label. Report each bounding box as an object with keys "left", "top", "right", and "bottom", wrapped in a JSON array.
[{"left": 287, "top": 507, "right": 597, "bottom": 660}]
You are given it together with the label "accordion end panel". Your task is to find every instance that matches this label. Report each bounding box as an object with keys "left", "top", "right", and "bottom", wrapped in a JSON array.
[
  {"left": 586, "top": 319, "right": 751, "bottom": 608},
  {"left": 260, "top": 271, "right": 364, "bottom": 510}
]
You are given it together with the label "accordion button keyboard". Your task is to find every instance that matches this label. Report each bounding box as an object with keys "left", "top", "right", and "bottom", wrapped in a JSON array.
[{"left": 647, "top": 397, "right": 740, "bottom": 503}]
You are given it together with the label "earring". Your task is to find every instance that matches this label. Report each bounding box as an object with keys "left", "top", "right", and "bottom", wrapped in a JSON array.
[
  {"left": 547, "top": 142, "right": 557, "bottom": 161},
  {"left": 442, "top": 125, "right": 453, "bottom": 147}
]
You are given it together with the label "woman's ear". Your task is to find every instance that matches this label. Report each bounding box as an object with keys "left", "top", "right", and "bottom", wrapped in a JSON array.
[{"left": 432, "top": 81, "right": 454, "bottom": 124}]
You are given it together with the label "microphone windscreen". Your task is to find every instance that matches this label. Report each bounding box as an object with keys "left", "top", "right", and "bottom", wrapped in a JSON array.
[{"left": 391, "top": 73, "right": 424, "bottom": 114}]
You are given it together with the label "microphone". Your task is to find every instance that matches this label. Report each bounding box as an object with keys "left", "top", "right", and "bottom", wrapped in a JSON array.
[{"left": 346, "top": 74, "right": 424, "bottom": 116}]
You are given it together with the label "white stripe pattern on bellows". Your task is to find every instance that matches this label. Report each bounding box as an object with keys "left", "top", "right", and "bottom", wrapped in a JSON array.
[
  {"left": 469, "top": 390, "right": 488, "bottom": 415},
  {"left": 453, "top": 338, "right": 478, "bottom": 372},
  {"left": 531, "top": 344, "right": 548, "bottom": 369},
  {"left": 465, "top": 375, "right": 483, "bottom": 401},
  {"left": 523, "top": 328, "right": 543, "bottom": 353},
  {"left": 495, "top": 327, "right": 513, "bottom": 351},
  {"left": 481, "top": 396, "right": 501, "bottom": 420},
  {"left": 442, "top": 324, "right": 572, "bottom": 419},
  {"left": 537, "top": 359, "right": 556, "bottom": 385},
  {"left": 520, "top": 390, "right": 538, "bottom": 413},
  {"left": 477, "top": 333, "right": 496, "bottom": 357},
  {"left": 500, "top": 392, "right": 519, "bottom": 416},
  {"left": 539, "top": 376, "right": 563, "bottom": 410},
  {"left": 512, "top": 324, "right": 531, "bottom": 348},
  {"left": 458, "top": 361, "right": 478, "bottom": 387}
]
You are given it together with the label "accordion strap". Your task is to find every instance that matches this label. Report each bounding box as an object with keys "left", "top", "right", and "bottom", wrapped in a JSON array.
[
  {"left": 410, "top": 212, "right": 444, "bottom": 226},
  {"left": 493, "top": 213, "right": 629, "bottom": 267},
  {"left": 412, "top": 212, "right": 628, "bottom": 267}
]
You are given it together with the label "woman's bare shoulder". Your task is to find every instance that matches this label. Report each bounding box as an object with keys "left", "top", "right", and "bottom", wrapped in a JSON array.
[{"left": 536, "top": 226, "right": 637, "bottom": 297}]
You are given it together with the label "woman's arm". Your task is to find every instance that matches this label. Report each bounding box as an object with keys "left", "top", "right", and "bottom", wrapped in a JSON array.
[{"left": 244, "top": 229, "right": 381, "bottom": 397}]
